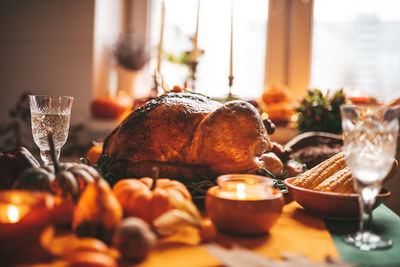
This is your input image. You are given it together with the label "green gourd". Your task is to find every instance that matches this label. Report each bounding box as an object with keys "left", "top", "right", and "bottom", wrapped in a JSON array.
[{"left": 13, "top": 129, "right": 101, "bottom": 202}]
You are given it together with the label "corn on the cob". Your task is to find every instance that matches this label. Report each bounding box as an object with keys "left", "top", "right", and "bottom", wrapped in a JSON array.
[
  {"left": 313, "top": 167, "right": 354, "bottom": 193},
  {"left": 292, "top": 151, "right": 346, "bottom": 189}
]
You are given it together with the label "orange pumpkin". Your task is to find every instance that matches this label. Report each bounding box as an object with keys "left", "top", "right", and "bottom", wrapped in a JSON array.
[
  {"left": 112, "top": 176, "right": 191, "bottom": 223},
  {"left": 66, "top": 251, "right": 117, "bottom": 267},
  {"left": 85, "top": 145, "right": 102, "bottom": 165},
  {"left": 91, "top": 97, "right": 131, "bottom": 119},
  {"left": 73, "top": 179, "right": 123, "bottom": 244}
]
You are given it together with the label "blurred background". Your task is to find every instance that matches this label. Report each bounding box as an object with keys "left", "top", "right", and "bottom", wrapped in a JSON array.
[{"left": 1, "top": 0, "right": 400, "bottom": 213}]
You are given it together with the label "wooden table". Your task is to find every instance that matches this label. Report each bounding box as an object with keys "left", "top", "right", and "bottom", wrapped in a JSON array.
[{"left": 3, "top": 202, "right": 400, "bottom": 267}]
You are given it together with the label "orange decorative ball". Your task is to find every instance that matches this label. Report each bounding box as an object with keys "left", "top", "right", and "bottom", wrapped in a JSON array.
[
  {"left": 86, "top": 145, "right": 102, "bottom": 165},
  {"left": 112, "top": 177, "right": 191, "bottom": 224}
]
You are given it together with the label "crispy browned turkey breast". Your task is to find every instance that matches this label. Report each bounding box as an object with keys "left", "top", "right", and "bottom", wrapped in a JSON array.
[{"left": 102, "top": 93, "right": 283, "bottom": 181}]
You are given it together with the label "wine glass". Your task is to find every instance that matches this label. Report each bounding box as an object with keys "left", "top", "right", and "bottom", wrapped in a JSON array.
[
  {"left": 340, "top": 104, "right": 399, "bottom": 251},
  {"left": 28, "top": 95, "right": 73, "bottom": 164}
]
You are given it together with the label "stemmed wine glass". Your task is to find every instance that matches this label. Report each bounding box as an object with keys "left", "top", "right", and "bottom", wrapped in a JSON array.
[
  {"left": 29, "top": 95, "right": 73, "bottom": 164},
  {"left": 340, "top": 104, "right": 399, "bottom": 251}
]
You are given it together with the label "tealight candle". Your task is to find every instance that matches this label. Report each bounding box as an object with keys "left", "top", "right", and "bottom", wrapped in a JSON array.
[
  {"left": 216, "top": 174, "right": 273, "bottom": 200},
  {"left": 206, "top": 174, "right": 283, "bottom": 236},
  {"left": 0, "top": 204, "right": 30, "bottom": 223},
  {"left": 348, "top": 90, "right": 369, "bottom": 105},
  {"left": 0, "top": 190, "right": 54, "bottom": 265}
]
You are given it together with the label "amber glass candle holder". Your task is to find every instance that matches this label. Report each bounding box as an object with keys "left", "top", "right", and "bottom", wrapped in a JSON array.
[
  {"left": 206, "top": 174, "right": 283, "bottom": 236},
  {"left": 0, "top": 190, "right": 54, "bottom": 264}
]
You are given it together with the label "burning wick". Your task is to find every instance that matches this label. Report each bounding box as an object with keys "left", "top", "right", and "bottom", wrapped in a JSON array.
[
  {"left": 261, "top": 112, "right": 269, "bottom": 120},
  {"left": 236, "top": 183, "right": 246, "bottom": 200},
  {"left": 7, "top": 205, "right": 20, "bottom": 223}
]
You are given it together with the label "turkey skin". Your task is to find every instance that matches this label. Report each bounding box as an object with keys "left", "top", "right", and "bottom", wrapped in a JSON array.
[{"left": 102, "top": 93, "right": 283, "bottom": 181}]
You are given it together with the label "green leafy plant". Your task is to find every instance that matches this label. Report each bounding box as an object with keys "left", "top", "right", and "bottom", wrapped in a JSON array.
[
  {"left": 166, "top": 50, "right": 205, "bottom": 66},
  {"left": 296, "top": 89, "right": 346, "bottom": 134}
]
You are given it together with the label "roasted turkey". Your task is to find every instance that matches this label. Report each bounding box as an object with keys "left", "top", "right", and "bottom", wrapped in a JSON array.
[{"left": 101, "top": 93, "right": 296, "bottom": 184}]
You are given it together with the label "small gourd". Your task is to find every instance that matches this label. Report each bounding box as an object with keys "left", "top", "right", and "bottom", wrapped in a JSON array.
[
  {"left": 72, "top": 179, "right": 123, "bottom": 244},
  {"left": 85, "top": 145, "right": 103, "bottom": 165},
  {"left": 112, "top": 167, "right": 191, "bottom": 223},
  {"left": 13, "top": 129, "right": 101, "bottom": 202},
  {"left": 112, "top": 217, "right": 156, "bottom": 262}
]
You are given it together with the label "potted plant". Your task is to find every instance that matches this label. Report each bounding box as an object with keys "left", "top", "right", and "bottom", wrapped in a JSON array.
[{"left": 114, "top": 32, "right": 150, "bottom": 98}]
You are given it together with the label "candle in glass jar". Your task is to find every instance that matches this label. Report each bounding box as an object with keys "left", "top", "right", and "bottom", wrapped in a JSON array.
[{"left": 215, "top": 174, "right": 274, "bottom": 200}]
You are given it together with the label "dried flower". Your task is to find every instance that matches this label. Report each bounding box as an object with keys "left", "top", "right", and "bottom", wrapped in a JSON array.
[{"left": 114, "top": 33, "right": 150, "bottom": 71}]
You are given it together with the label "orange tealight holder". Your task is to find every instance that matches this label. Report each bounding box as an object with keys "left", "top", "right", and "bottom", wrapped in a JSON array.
[
  {"left": 206, "top": 174, "right": 283, "bottom": 236},
  {"left": 347, "top": 90, "right": 369, "bottom": 105},
  {"left": 0, "top": 190, "right": 54, "bottom": 264}
]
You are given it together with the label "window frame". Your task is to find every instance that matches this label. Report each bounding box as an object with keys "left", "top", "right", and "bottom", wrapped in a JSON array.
[
  {"left": 127, "top": 0, "right": 314, "bottom": 99},
  {"left": 265, "top": 0, "right": 313, "bottom": 100}
]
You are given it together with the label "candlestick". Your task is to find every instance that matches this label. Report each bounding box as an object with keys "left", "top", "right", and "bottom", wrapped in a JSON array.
[
  {"left": 229, "top": 1, "right": 233, "bottom": 78},
  {"left": 228, "top": 76, "right": 234, "bottom": 99},
  {"left": 228, "top": 1, "right": 234, "bottom": 99},
  {"left": 153, "top": 0, "right": 166, "bottom": 96},
  {"left": 188, "top": 61, "right": 199, "bottom": 91},
  {"left": 157, "top": 0, "right": 165, "bottom": 73},
  {"left": 192, "top": 0, "right": 200, "bottom": 62}
]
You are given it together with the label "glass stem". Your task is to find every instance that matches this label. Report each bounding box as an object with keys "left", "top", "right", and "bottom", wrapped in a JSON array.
[
  {"left": 358, "top": 193, "right": 366, "bottom": 233},
  {"left": 358, "top": 185, "right": 378, "bottom": 234},
  {"left": 367, "top": 202, "right": 373, "bottom": 230},
  {"left": 40, "top": 149, "right": 60, "bottom": 165}
]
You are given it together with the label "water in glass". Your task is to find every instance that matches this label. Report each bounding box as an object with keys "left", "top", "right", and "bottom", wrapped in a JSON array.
[
  {"left": 29, "top": 95, "right": 73, "bottom": 164},
  {"left": 31, "top": 113, "right": 70, "bottom": 151},
  {"left": 341, "top": 104, "right": 398, "bottom": 251}
]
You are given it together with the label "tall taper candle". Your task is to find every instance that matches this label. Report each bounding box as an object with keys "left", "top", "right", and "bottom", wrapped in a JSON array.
[
  {"left": 192, "top": 0, "right": 200, "bottom": 61},
  {"left": 157, "top": 0, "right": 165, "bottom": 72},
  {"left": 229, "top": 1, "right": 233, "bottom": 78}
]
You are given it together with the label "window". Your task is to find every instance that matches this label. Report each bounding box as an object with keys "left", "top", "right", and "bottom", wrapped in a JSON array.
[
  {"left": 311, "top": 0, "right": 400, "bottom": 102},
  {"left": 150, "top": 0, "right": 268, "bottom": 99}
]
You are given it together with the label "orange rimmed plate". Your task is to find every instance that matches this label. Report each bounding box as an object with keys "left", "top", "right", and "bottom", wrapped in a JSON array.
[{"left": 283, "top": 177, "right": 391, "bottom": 220}]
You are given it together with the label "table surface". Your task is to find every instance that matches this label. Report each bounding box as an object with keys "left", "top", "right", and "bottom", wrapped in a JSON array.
[
  {"left": 3, "top": 202, "right": 400, "bottom": 267},
  {"left": 326, "top": 204, "right": 400, "bottom": 267}
]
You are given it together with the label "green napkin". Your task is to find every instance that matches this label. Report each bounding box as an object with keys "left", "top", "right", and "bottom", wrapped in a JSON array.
[{"left": 325, "top": 205, "right": 400, "bottom": 267}]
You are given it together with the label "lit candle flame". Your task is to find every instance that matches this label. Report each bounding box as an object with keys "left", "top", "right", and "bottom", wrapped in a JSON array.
[
  {"left": 291, "top": 114, "right": 298, "bottom": 123},
  {"left": 7, "top": 205, "right": 20, "bottom": 223},
  {"left": 261, "top": 112, "right": 269, "bottom": 120},
  {"left": 236, "top": 183, "right": 246, "bottom": 200}
]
